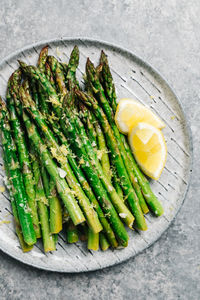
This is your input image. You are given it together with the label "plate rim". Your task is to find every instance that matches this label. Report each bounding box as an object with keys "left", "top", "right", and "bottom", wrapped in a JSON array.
[{"left": 0, "top": 37, "right": 193, "bottom": 273}]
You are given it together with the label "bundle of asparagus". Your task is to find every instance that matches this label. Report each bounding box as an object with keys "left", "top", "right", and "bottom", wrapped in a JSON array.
[{"left": 0, "top": 45, "right": 163, "bottom": 253}]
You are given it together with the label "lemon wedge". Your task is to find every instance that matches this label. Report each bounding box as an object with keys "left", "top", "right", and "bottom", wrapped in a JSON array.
[
  {"left": 115, "top": 98, "right": 165, "bottom": 134},
  {"left": 128, "top": 122, "right": 167, "bottom": 180}
]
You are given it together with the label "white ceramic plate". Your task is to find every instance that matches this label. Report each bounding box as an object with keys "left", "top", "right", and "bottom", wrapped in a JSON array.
[{"left": 0, "top": 38, "right": 192, "bottom": 272}]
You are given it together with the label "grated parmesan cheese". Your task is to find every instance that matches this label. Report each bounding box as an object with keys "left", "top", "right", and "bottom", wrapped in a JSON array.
[
  {"left": 48, "top": 96, "right": 62, "bottom": 107},
  {"left": 60, "top": 145, "right": 69, "bottom": 156},
  {"left": 50, "top": 147, "right": 58, "bottom": 158}
]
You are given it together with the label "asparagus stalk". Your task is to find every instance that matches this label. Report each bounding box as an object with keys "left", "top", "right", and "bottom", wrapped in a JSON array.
[
  {"left": 59, "top": 62, "right": 68, "bottom": 87},
  {"left": 79, "top": 101, "right": 110, "bottom": 175},
  {"left": 55, "top": 61, "right": 67, "bottom": 98},
  {"left": 37, "top": 46, "right": 49, "bottom": 114},
  {"left": 3, "top": 148, "right": 33, "bottom": 252},
  {"left": 30, "top": 81, "right": 40, "bottom": 108},
  {"left": 20, "top": 87, "right": 102, "bottom": 234},
  {"left": 11, "top": 200, "right": 33, "bottom": 252},
  {"left": 47, "top": 56, "right": 57, "bottom": 74},
  {"left": 95, "top": 121, "right": 112, "bottom": 181},
  {"left": 8, "top": 74, "right": 41, "bottom": 238},
  {"left": 87, "top": 113, "right": 97, "bottom": 149},
  {"left": 66, "top": 45, "right": 80, "bottom": 88},
  {"left": 0, "top": 97, "right": 36, "bottom": 245},
  {"left": 100, "top": 51, "right": 163, "bottom": 216},
  {"left": 41, "top": 166, "right": 62, "bottom": 234},
  {"left": 45, "top": 62, "right": 57, "bottom": 90},
  {"left": 34, "top": 157, "right": 56, "bottom": 252},
  {"left": 36, "top": 174, "right": 56, "bottom": 252},
  {"left": 48, "top": 47, "right": 78, "bottom": 94},
  {"left": 47, "top": 178, "right": 63, "bottom": 234},
  {"left": 88, "top": 228, "right": 99, "bottom": 251},
  {"left": 99, "top": 233, "right": 110, "bottom": 251},
  {"left": 99, "top": 50, "right": 117, "bottom": 111},
  {"left": 100, "top": 63, "right": 126, "bottom": 201},
  {"left": 60, "top": 62, "right": 68, "bottom": 75},
  {"left": 47, "top": 56, "right": 59, "bottom": 90},
  {"left": 38, "top": 85, "right": 48, "bottom": 114},
  {"left": 46, "top": 57, "right": 67, "bottom": 115},
  {"left": 47, "top": 56, "right": 68, "bottom": 92},
  {"left": 67, "top": 220, "right": 79, "bottom": 243},
  {"left": 112, "top": 169, "right": 124, "bottom": 201},
  {"left": 30, "top": 148, "right": 40, "bottom": 186},
  {"left": 9, "top": 69, "right": 23, "bottom": 117},
  {"left": 79, "top": 104, "right": 97, "bottom": 149},
  {"left": 38, "top": 46, "right": 48, "bottom": 73},
  {"left": 76, "top": 90, "right": 147, "bottom": 230},
  {"left": 21, "top": 109, "right": 85, "bottom": 226},
  {"left": 48, "top": 56, "right": 68, "bottom": 102}
]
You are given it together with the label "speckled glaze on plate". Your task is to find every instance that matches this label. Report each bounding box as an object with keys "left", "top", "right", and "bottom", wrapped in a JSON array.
[{"left": 0, "top": 38, "right": 193, "bottom": 273}]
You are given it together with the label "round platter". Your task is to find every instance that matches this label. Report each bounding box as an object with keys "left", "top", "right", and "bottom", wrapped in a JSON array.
[{"left": 0, "top": 38, "right": 193, "bottom": 273}]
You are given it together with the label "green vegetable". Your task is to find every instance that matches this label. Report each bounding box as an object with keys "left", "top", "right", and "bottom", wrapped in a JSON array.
[
  {"left": 99, "top": 233, "right": 110, "bottom": 251},
  {"left": 88, "top": 228, "right": 99, "bottom": 251},
  {"left": 8, "top": 74, "right": 41, "bottom": 238},
  {"left": 66, "top": 45, "right": 80, "bottom": 88},
  {"left": 41, "top": 166, "right": 62, "bottom": 234},
  {"left": 36, "top": 175, "right": 56, "bottom": 252},
  {"left": 3, "top": 143, "right": 33, "bottom": 252},
  {"left": 67, "top": 220, "right": 79, "bottom": 243},
  {"left": 37, "top": 46, "right": 49, "bottom": 114},
  {"left": 0, "top": 97, "right": 36, "bottom": 245}
]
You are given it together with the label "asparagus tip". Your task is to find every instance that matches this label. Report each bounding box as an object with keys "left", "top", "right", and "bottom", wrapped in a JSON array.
[
  {"left": 100, "top": 49, "right": 107, "bottom": 62},
  {"left": 18, "top": 60, "right": 27, "bottom": 69},
  {"left": 73, "top": 45, "right": 79, "bottom": 52},
  {"left": 40, "top": 45, "right": 49, "bottom": 53}
]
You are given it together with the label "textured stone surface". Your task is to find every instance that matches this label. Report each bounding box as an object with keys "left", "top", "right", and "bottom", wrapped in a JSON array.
[{"left": 0, "top": 0, "right": 199, "bottom": 299}]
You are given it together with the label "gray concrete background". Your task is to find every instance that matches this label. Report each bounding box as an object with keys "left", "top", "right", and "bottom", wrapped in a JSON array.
[{"left": 0, "top": 0, "right": 199, "bottom": 299}]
